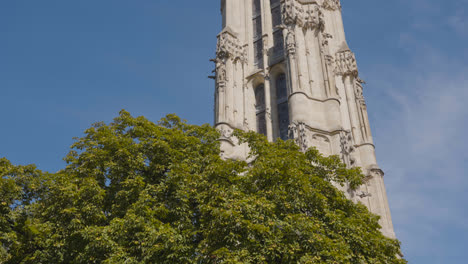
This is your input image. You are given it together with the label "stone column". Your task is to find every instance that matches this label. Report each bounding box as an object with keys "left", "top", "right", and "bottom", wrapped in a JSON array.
[
  {"left": 262, "top": 0, "right": 273, "bottom": 46},
  {"left": 216, "top": 75, "right": 226, "bottom": 123},
  {"left": 215, "top": 29, "right": 245, "bottom": 126},
  {"left": 343, "top": 75, "right": 363, "bottom": 144},
  {"left": 233, "top": 60, "right": 245, "bottom": 127},
  {"left": 305, "top": 28, "right": 325, "bottom": 98},
  {"left": 294, "top": 27, "right": 309, "bottom": 93},
  {"left": 335, "top": 46, "right": 363, "bottom": 143},
  {"left": 282, "top": 25, "right": 307, "bottom": 124},
  {"left": 224, "top": 59, "right": 234, "bottom": 124},
  {"left": 321, "top": 0, "right": 345, "bottom": 52},
  {"left": 264, "top": 74, "right": 274, "bottom": 141},
  {"left": 283, "top": 26, "right": 299, "bottom": 95},
  {"left": 367, "top": 167, "right": 396, "bottom": 238},
  {"left": 224, "top": 0, "right": 243, "bottom": 33}
]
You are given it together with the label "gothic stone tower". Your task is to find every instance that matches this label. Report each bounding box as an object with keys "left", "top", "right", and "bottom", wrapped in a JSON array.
[{"left": 213, "top": 0, "right": 395, "bottom": 238}]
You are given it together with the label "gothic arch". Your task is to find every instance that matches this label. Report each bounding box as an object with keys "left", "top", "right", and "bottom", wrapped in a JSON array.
[
  {"left": 268, "top": 68, "right": 290, "bottom": 140},
  {"left": 269, "top": 63, "right": 287, "bottom": 78},
  {"left": 246, "top": 73, "right": 266, "bottom": 134},
  {"left": 254, "top": 84, "right": 267, "bottom": 136}
]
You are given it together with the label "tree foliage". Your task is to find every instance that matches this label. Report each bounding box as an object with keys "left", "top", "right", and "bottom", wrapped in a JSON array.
[{"left": 0, "top": 111, "right": 406, "bottom": 263}]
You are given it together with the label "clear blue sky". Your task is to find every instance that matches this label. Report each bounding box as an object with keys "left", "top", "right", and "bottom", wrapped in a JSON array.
[{"left": 1, "top": 0, "right": 467, "bottom": 263}]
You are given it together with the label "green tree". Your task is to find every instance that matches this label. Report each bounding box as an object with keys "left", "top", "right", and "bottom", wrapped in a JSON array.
[{"left": 0, "top": 111, "right": 406, "bottom": 263}]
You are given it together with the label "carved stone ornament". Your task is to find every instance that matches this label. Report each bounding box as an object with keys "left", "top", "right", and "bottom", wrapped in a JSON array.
[
  {"left": 262, "top": 35, "right": 269, "bottom": 52},
  {"left": 216, "top": 29, "right": 245, "bottom": 61},
  {"left": 357, "top": 191, "right": 372, "bottom": 198},
  {"left": 324, "top": 54, "right": 334, "bottom": 67},
  {"left": 216, "top": 64, "right": 227, "bottom": 84},
  {"left": 335, "top": 49, "right": 358, "bottom": 77},
  {"left": 355, "top": 78, "right": 366, "bottom": 106},
  {"left": 243, "top": 118, "right": 250, "bottom": 131},
  {"left": 266, "top": 107, "right": 272, "bottom": 119},
  {"left": 369, "top": 167, "right": 385, "bottom": 179},
  {"left": 282, "top": 0, "right": 325, "bottom": 30},
  {"left": 322, "top": 33, "right": 333, "bottom": 48},
  {"left": 218, "top": 125, "right": 234, "bottom": 141},
  {"left": 288, "top": 122, "right": 308, "bottom": 152},
  {"left": 321, "top": 0, "right": 341, "bottom": 11},
  {"left": 285, "top": 28, "right": 297, "bottom": 55},
  {"left": 340, "top": 130, "right": 356, "bottom": 166}
]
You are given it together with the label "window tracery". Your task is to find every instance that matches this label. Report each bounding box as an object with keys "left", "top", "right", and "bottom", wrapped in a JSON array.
[
  {"left": 271, "top": 0, "right": 284, "bottom": 58},
  {"left": 276, "top": 74, "right": 289, "bottom": 140},
  {"left": 255, "top": 84, "right": 267, "bottom": 136},
  {"left": 253, "top": 0, "right": 264, "bottom": 68}
]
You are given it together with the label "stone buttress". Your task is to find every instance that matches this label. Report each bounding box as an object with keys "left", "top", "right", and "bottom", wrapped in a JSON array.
[{"left": 212, "top": 0, "right": 395, "bottom": 238}]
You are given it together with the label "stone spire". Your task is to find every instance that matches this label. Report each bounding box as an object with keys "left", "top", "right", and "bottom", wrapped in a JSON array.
[{"left": 213, "top": 0, "right": 396, "bottom": 238}]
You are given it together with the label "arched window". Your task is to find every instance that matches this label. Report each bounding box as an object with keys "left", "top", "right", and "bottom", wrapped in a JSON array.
[
  {"left": 270, "top": 0, "right": 284, "bottom": 58},
  {"left": 276, "top": 74, "right": 289, "bottom": 140},
  {"left": 255, "top": 84, "right": 267, "bottom": 136},
  {"left": 253, "top": 0, "right": 263, "bottom": 68}
]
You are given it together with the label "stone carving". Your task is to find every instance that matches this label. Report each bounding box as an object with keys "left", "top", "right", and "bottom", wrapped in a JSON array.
[
  {"left": 340, "top": 130, "right": 356, "bottom": 166},
  {"left": 357, "top": 191, "right": 372, "bottom": 198},
  {"left": 266, "top": 107, "right": 272, "bottom": 119},
  {"left": 211, "top": 58, "right": 228, "bottom": 92},
  {"left": 218, "top": 125, "right": 234, "bottom": 140},
  {"left": 355, "top": 77, "right": 366, "bottom": 106},
  {"left": 324, "top": 55, "right": 334, "bottom": 66},
  {"left": 217, "top": 65, "right": 227, "bottom": 83},
  {"left": 369, "top": 167, "right": 385, "bottom": 179},
  {"left": 335, "top": 49, "right": 358, "bottom": 77},
  {"left": 262, "top": 35, "right": 269, "bottom": 52},
  {"left": 289, "top": 122, "right": 308, "bottom": 152},
  {"left": 322, "top": 33, "right": 333, "bottom": 47},
  {"left": 321, "top": 0, "right": 341, "bottom": 11},
  {"left": 243, "top": 118, "right": 250, "bottom": 131},
  {"left": 216, "top": 29, "right": 245, "bottom": 61},
  {"left": 285, "top": 28, "right": 297, "bottom": 56},
  {"left": 282, "top": 0, "right": 324, "bottom": 30}
]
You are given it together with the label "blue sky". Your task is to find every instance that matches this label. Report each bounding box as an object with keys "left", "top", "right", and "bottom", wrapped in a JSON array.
[{"left": 0, "top": 0, "right": 467, "bottom": 263}]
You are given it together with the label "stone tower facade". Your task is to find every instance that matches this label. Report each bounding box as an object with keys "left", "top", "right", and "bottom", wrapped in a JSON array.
[{"left": 213, "top": 0, "right": 395, "bottom": 238}]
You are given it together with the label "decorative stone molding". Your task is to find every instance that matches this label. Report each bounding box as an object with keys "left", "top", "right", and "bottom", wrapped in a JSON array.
[
  {"left": 266, "top": 107, "right": 272, "bottom": 119},
  {"left": 335, "top": 49, "right": 358, "bottom": 77},
  {"left": 357, "top": 191, "right": 372, "bottom": 198},
  {"left": 217, "top": 123, "right": 234, "bottom": 141},
  {"left": 243, "top": 118, "right": 250, "bottom": 131},
  {"left": 289, "top": 122, "right": 308, "bottom": 152},
  {"left": 355, "top": 77, "right": 366, "bottom": 106},
  {"left": 321, "top": 0, "right": 341, "bottom": 11},
  {"left": 216, "top": 64, "right": 228, "bottom": 84},
  {"left": 216, "top": 28, "right": 245, "bottom": 61},
  {"left": 368, "top": 166, "right": 385, "bottom": 179},
  {"left": 262, "top": 35, "right": 269, "bottom": 53},
  {"left": 282, "top": 0, "right": 324, "bottom": 30},
  {"left": 324, "top": 53, "right": 333, "bottom": 64},
  {"left": 334, "top": 42, "right": 358, "bottom": 77},
  {"left": 321, "top": 33, "right": 333, "bottom": 48},
  {"left": 285, "top": 28, "right": 297, "bottom": 55},
  {"left": 340, "top": 130, "right": 356, "bottom": 166}
]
